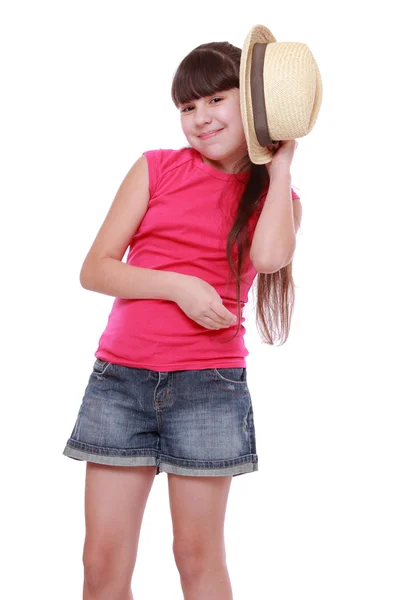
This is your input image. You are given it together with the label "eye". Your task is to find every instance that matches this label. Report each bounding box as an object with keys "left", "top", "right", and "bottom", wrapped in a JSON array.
[{"left": 180, "top": 97, "right": 223, "bottom": 113}]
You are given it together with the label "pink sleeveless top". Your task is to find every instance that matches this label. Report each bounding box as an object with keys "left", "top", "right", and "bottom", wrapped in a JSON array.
[{"left": 94, "top": 147, "right": 299, "bottom": 371}]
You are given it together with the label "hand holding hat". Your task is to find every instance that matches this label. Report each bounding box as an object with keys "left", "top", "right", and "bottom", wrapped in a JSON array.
[
  {"left": 240, "top": 24, "right": 323, "bottom": 164},
  {"left": 265, "top": 139, "right": 298, "bottom": 177}
]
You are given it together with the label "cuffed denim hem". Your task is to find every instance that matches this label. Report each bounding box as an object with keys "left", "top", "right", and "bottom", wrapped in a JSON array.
[
  {"left": 159, "top": 459, "right": 258, "bottom": 477},
  {"left": 62, "top": 445, "right": 158, "bottom": 467},
  {"left": 63, "top": 443, "right": 258, "bottom": 477}
]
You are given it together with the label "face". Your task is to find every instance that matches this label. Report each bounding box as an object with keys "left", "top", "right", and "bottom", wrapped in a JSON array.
[{"left": 178, "top": 88, "right": 250, "bottom": 173}]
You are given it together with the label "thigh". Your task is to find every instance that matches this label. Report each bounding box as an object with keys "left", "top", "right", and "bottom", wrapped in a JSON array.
[
  {"left": 83, "top": 463, "right": 157, "bottom": 570},
  {"left": 168, "top": 473, "right": 232, "bottom": 557}
]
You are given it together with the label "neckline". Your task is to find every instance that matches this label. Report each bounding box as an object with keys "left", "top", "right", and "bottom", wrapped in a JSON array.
[{"left": 191, "top": 148, "right": 251, "bottom": 183}]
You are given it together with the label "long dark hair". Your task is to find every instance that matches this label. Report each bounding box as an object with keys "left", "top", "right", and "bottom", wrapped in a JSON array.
[{"left": 171, "top": 42, "right": 298, "bottom": 345}]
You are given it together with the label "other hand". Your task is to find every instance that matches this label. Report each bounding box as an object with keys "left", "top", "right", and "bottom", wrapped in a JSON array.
[{"left": 174, "top": 276, "right": 237, "bottom": 330}]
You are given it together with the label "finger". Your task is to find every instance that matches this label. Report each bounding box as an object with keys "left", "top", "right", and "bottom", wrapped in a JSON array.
[
  {"left": 210, "top": 305, "right": 236, "bottom": 325},
  {"left": 200, "top": 316, "right": 223, "bottom": 330}
]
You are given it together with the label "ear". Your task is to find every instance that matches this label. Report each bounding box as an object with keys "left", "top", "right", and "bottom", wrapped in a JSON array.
[{"left": 293, "top": 197, "right": 302, "bottom": 233}]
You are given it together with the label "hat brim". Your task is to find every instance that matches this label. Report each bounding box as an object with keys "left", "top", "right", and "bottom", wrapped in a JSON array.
[{"left": 240, "top": 25, "right": 277, "bottom": 164}]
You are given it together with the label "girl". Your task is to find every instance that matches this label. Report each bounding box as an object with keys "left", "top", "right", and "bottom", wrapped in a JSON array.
[{"left": 63, "top": 40, "right": 301, "bottom": 600}]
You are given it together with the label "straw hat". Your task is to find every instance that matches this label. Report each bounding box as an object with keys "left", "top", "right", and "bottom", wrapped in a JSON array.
[{"left": 239, "top": 24, "right": 323, "bottom": 164}]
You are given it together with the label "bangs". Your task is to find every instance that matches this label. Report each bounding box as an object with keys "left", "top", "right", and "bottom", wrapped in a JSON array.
[{"left": 171, "top": 48, "right": 239, "bottom": 107}]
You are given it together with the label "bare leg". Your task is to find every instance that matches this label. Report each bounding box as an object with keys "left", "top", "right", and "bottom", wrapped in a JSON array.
[
  {"left": 82, "top": 462, "right": 157, "bottom": 600},
  {"left": 168, "top": 473, "right": 233, "bottom": 600}
]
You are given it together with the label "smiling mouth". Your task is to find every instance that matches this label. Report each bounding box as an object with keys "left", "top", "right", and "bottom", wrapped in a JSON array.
[{"left": 198, "top": 129, "right": 223, "bottom": 139}]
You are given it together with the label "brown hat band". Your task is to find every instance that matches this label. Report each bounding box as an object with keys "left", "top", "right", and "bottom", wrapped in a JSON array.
[{"left": 250, "top": 43, "right": 275, "bottom": 147}]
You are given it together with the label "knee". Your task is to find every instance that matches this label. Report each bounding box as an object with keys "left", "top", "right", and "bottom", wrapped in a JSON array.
[
  {"left": 82, "top": 550, "right": 134, "bottom": 594},
  {"left": 173, "top": 542, "right": 202, "bottom": 580},
  {"left": 173, "top": 539, "right": 224, "bottom": 580},
  {"left": 83, "top": 556, "right": 112, "bottom": 593}
]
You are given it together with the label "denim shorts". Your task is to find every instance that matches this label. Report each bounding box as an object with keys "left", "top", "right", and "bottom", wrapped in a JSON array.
[{"left": 63, "top": 358, "right": 258, "bottom": 477}]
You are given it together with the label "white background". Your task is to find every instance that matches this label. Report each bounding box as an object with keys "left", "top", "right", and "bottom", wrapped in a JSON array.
[{"left": 2, "top": 1, "right": 399, "bottom": 598}]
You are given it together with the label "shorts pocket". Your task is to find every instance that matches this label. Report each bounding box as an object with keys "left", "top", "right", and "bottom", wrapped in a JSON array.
[
  {"left": 213, "top": 367, "right": 248, "bottom": 385},
  {"left": 90, "top": 358, "right": 113, "bottom": 381}
]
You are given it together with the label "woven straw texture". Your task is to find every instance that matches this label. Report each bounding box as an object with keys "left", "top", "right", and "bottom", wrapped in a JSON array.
[{"left": 240, "top": 24, "right": 323, "bottom": 164}]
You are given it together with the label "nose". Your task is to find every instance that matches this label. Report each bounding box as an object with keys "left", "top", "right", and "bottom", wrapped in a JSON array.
[{"left": 193, "top": 104, "right": 212, "bottom": 128}]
